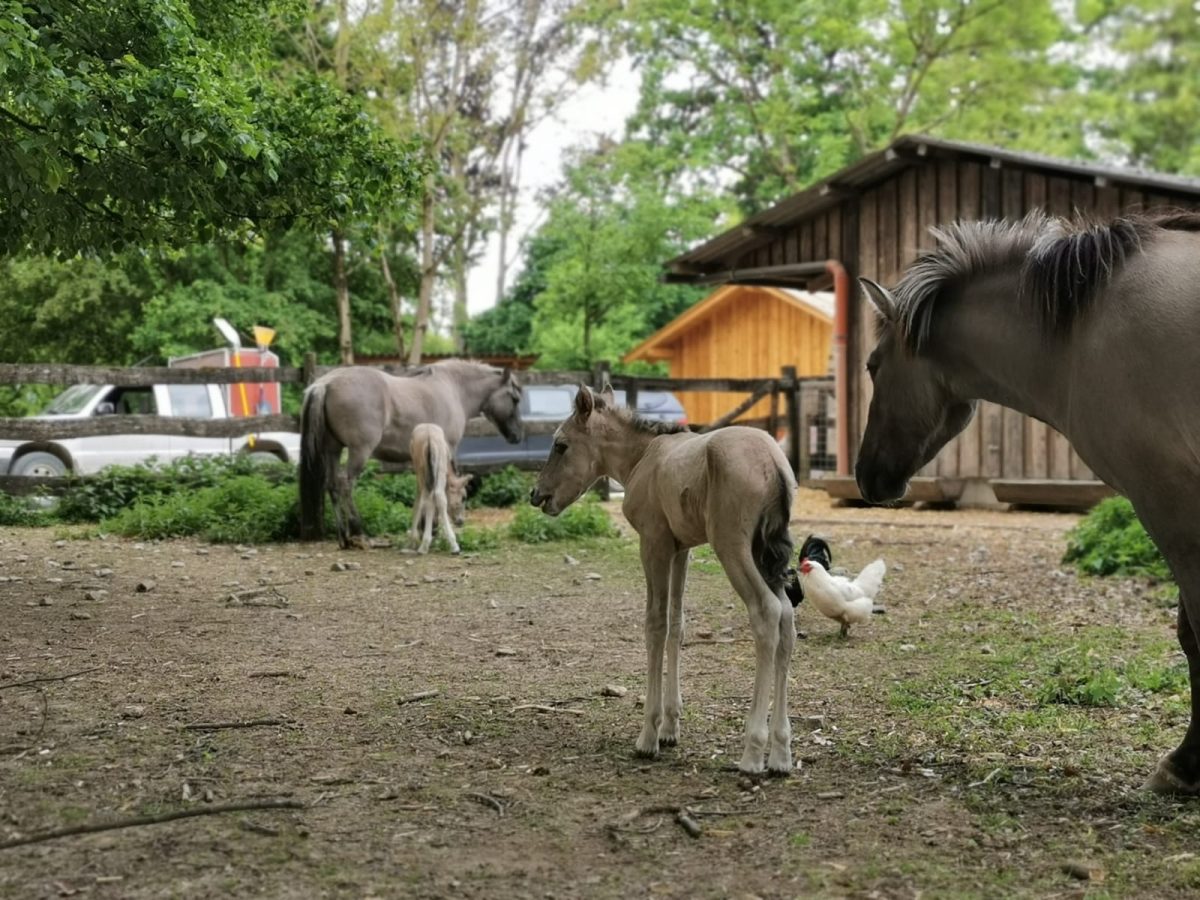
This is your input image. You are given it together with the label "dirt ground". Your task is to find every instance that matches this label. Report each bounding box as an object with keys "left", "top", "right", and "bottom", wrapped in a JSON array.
[{"left": 1, "top": 489, "right": 1197, "bottom": 899}]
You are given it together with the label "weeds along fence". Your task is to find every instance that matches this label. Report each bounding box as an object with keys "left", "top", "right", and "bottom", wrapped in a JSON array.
[{"left": 0, "top": 356, "right": 834, "bottom": 494}]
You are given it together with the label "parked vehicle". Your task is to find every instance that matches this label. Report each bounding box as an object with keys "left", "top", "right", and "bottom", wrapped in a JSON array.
[
  {"left": 0, "top": 376, "right": 299, "bottom": 477},
  {"left": 456, "top": 384, "right": 687, "bottom": 468}
]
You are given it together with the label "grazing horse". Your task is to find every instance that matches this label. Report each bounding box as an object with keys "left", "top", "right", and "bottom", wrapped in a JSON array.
[
  {"left": 300, "top": 360, "right": 522, "bottom": 548},
  {"left": 530, "top": 385, "right": 797, "bottom": 774},
  {"left": 855, "top": 209, "right": 1200, "bottom": 794},
  {"left": 409, "top": 423, "right": 472, "bottom": 555}
]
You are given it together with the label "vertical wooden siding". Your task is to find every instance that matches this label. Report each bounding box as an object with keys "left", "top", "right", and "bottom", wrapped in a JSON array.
[{"left": 664, "top": 287, "right": 832, "bottom": 424}]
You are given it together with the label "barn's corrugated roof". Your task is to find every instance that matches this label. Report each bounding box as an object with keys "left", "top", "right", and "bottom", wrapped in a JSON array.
[{"left": 666, "top": 134, "right": 1200, "bottom": 274}]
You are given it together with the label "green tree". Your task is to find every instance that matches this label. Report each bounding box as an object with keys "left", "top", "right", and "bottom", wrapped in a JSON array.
[
  {"left": 1080, "top": 0, "right": 1200, "bottom": 175},
  {"left": 527, "top": 142, "right": 711, "bottom": 368},
  {"left": 622, "top": 0, "right": 1081, "bottom": 211},
  {"left": 0, "top": 0, "right": 418, "bottom": 255}
]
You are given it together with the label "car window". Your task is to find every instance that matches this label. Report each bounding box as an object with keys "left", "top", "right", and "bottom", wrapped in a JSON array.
[
  {"left": 43, "top": 384, "right": 103, "bottom": 415},
  {"left": 167, "top": 384, "right": 214, "bottom": 418},
  {"left": 527, "top": 388, "right": 574, "bottom": 418},
  {"left": 106, "top": 387, "right": 156, "bottom": 415}
]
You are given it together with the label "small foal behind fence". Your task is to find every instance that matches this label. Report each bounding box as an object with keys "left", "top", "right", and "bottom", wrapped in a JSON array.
[
  {"left": 409, "top": 424, "right": 471, "bottom": 555},
  {"left": 530, "top": 385, "right": 797, "bottom": 774}
]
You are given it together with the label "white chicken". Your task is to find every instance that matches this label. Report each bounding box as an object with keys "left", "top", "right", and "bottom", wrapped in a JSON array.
[{"left": 796, "top": 557, "right": 887, "bottom": 638}]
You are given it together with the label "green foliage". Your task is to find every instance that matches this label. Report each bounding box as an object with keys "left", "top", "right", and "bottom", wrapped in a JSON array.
[
  {"left": 620, "top": 0, "right": 1083, "bottom": 212},
  {"left": 1035, "top": 645, "right": 1188, "bottom": 708},
  {"left": 1036, "top": 648, "right": 1123, "bottom": 707},
  {"left": 526, "top": 142, "right": 711, "bottom": 368},
  {"left": 0, "top": 0, "right": 419, "bottom": 255},
  {"left": 454, "top": 525, "right": 502, "bottom": 553},
  {"left": 362, "top": 468, "right": 419, "bottom": 507},
  {"left": 509, "top": 498, "right": 617, "bottom": 543},
  {"left": 1062, "top": 497, "right": 1172, "bottom": 581},
  {"left": 0, "top": 493, "right": 52, "bottom": 526},
  {"left": 472, "top": 466, "right": 534, "bottom": 509}
]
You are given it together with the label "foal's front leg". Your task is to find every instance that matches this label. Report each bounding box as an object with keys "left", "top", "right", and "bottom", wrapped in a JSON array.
[
  {"left": 636, "top": 540, "right": 673, "bottom": 758},
  {"left": 659, "top": 548, "right": 690, "bottom": 747}
]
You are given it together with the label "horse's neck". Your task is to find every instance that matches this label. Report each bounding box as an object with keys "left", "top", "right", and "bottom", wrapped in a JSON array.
[
  {"left": 443, "top": 367, "right": 496, "bottom": 418},
  {"left": 935, "top": 276, "right": 1071, "bottom": 432},
  {"left": 597, "top": 419, "right": 657, "bottom": 485}
]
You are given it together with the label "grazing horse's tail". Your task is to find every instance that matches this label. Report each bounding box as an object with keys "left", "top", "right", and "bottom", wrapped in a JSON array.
[
  {"left": 752, "top": 467, "right": 795, "bottom": 594},
  {"left": 299, "top": 382, "right": 330, "bottom": 540}
]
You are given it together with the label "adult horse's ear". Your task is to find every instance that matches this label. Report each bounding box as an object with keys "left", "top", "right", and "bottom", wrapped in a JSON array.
[
  {"left": 574, "top": 385, "right": 596, "bottom": 420},
  {"left": 860, "top": 277, "right": 898, "bottom": 323}
]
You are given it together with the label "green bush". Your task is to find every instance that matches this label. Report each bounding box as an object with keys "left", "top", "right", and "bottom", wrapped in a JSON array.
[
  {"left": 363, "top": 469, "right": 418, "bottom": 507},
  {"left": 509, "top": 498, "right": 616, "bottom": 543},
  {"left": 472, "top": 466, "right": 534, "bottom": 508},
  {"left": 1062, "top": 497, "right": 1171, "bottom": 581},
  {"left": 454, "top": 525, "right": 502, "bottom": 552},
  {"left": 0, "top": 493, "right": 53, "bottom": 527}
]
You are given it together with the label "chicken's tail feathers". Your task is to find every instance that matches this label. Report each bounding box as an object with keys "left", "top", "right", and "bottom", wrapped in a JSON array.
[{"left": 854, "top": 558, "right": 887, "bottom": 599}]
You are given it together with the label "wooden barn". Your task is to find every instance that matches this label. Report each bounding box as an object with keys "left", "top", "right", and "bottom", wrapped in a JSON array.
[
  {"left": 663, "top": 135, "right": 1200, "bottom": 507},
  {"left": 622, "top": 284, "right": 833, "bottom": 425}
]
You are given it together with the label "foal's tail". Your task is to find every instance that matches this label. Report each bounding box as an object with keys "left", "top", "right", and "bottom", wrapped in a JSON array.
[
  {"left": 299, "top": 382, "right": 330, "bottom": 540},
  {"left": 752, "top": 467, "right": 795, "bottom": 594}
]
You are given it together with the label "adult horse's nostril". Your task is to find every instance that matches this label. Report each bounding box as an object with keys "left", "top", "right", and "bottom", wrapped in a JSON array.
[{"left": 529, "top": 487, "right": 540, "bottom": 506}]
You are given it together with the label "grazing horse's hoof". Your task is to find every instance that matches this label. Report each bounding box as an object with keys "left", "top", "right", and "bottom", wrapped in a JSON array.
[{"left": 1145, "top": 756, "right": 1200, "bottom": 795}]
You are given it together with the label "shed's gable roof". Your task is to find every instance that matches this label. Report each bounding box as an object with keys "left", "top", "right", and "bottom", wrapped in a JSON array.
[
  {"left": 667, "top": 134, "right": 1200, "bottom": 275},
  {"left": 624, "top": 284, "right": 832, "bottom": 362}
]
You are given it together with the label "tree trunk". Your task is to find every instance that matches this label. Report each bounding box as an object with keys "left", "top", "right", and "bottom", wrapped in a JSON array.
[
  {"left": 451, "top": 239, "right": 468, "bottom": 353},
  {"left": 332, "top": 229, "right": 353, "bottom": 365},
  {"left": 408, "top": 187, "right": 437, "bottom": 366},
  {"left": 380, "top": 248, "right": 405, "bottom": 359}
]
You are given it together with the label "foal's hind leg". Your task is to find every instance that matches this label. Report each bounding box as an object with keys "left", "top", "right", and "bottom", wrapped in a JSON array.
[
  {"left": 659, "top": 548, "right": 689, "bottom": 747},
  {"left": 713, "top": 544, "right": 784, "bottom": 775},
  {"left": 635, "top": 539, "right": 673, "bottom": 758}
]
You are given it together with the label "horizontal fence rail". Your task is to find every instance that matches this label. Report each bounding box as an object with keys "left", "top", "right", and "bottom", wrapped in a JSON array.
[{"left": 0, "top": 357, "right": 835, "bottom": 491}]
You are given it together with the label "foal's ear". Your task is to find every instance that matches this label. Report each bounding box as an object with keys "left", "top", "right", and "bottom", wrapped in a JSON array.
[
  {"left": 860, "top": 277, "right": 898, "bottom": 323},
  {"left": 574, "top": 385, "right": 596, "bottom": 420},
  {"left": 598, "top": 379, "right": 615, "bottom": 406}
]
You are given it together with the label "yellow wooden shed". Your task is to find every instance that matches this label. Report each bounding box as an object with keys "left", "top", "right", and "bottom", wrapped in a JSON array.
[{"left": 623, "top": 284, "right": 833, "bottom": 425}]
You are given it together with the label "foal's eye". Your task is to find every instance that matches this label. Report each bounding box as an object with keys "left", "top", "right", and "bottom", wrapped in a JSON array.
[{"left": 553, "top": 442, "right": 567, "bottom": 455}]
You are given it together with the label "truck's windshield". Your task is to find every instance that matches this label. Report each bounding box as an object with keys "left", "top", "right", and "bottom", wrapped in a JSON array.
[{"left": 41, "top": 384, "right": 104, "bottom": 415}]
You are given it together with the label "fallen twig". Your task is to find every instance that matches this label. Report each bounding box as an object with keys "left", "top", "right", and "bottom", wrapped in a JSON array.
[
  {"left": 510, "top": 704, "right": 585, "bottom": 716},
  {"left": 248, "top": 671, "right": 303, "bottom": 679},
  {"left": 0, "top": 668, "right": 99, "bottom": 691},
  {"left": 624, "top": 804, "right": 704, "bottom": 839},
  {"left": 675, "top": 810, "right": 702, "bottom": 839},
  {"left": 182, "top": 718, "right": 287, "bottom": 731},
  {"left": 0, "top": 798, "right": 303, "bottom": 850},
  {"left": 398, "top": 690, "right": 440, "bottom": 705},
  {"left": 464, "top": 792, "right": 505, "bottom": 815}
]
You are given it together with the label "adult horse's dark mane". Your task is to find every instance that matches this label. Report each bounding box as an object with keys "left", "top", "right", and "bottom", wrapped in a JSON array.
[{"left": 888, "top": 209, "right": 1200, "bottom": 351}]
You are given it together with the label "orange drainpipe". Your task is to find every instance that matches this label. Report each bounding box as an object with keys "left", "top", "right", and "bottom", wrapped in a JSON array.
[{"left": 825, "top": 259, "right": 852, "bottom": 476}]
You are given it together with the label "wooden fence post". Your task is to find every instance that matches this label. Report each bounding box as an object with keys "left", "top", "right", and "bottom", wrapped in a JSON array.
[
  {"left": 591, "top": 360, "right": 611, "bottom": 391},
  {"left": 782, "top": 365, "right": 801, "bottom": 477},
  {"left": 302, "top": 352, "right": 318, "bottom": 388}
]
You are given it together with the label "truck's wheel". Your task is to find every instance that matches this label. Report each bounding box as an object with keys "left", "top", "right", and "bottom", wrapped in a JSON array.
[{"left": 11, "top": 451, "right": 68, "bottom": 477}]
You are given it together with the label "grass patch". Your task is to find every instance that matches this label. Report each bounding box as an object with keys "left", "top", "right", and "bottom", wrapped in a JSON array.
[{"left": 508, "top": 498, "right": 617, "bottom": 543}]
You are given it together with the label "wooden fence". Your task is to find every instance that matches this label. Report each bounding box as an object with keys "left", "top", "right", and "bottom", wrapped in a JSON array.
[{"left": 0, "top": 356, "right": 833, "bottom": 492}]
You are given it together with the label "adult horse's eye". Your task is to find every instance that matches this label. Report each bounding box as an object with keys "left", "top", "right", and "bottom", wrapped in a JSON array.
[{"left": 553, "top": 442, "right": 567, "bottom": 455}]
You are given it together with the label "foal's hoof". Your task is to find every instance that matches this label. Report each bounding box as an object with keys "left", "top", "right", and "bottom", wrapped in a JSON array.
[{"left": 1145, "top": 756, "right": 1200, "bottom": 796}]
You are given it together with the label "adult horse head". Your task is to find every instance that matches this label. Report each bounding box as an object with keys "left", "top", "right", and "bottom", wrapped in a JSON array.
[
  {"left": 853, "top": 209, "right": 1200, "bottom": 795},
  {"left": 855, "top": 277, "right": 976, "bottom": 503},
  {"left": 480, "top": 368, "right": 524, "bottom": 444}
]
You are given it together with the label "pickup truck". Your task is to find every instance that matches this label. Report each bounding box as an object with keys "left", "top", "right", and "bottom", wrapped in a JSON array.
[{"left": 0, "top": 381, "right": 301, "bottom": 476}]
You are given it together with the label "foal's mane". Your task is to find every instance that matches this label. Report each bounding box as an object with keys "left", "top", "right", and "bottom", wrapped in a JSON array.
[
  {"left": 890, "top": 209, "right": 1200, "bottom": 350},
  {"left": 594, "top": 394, "right": 689, "bottom": 435}
]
